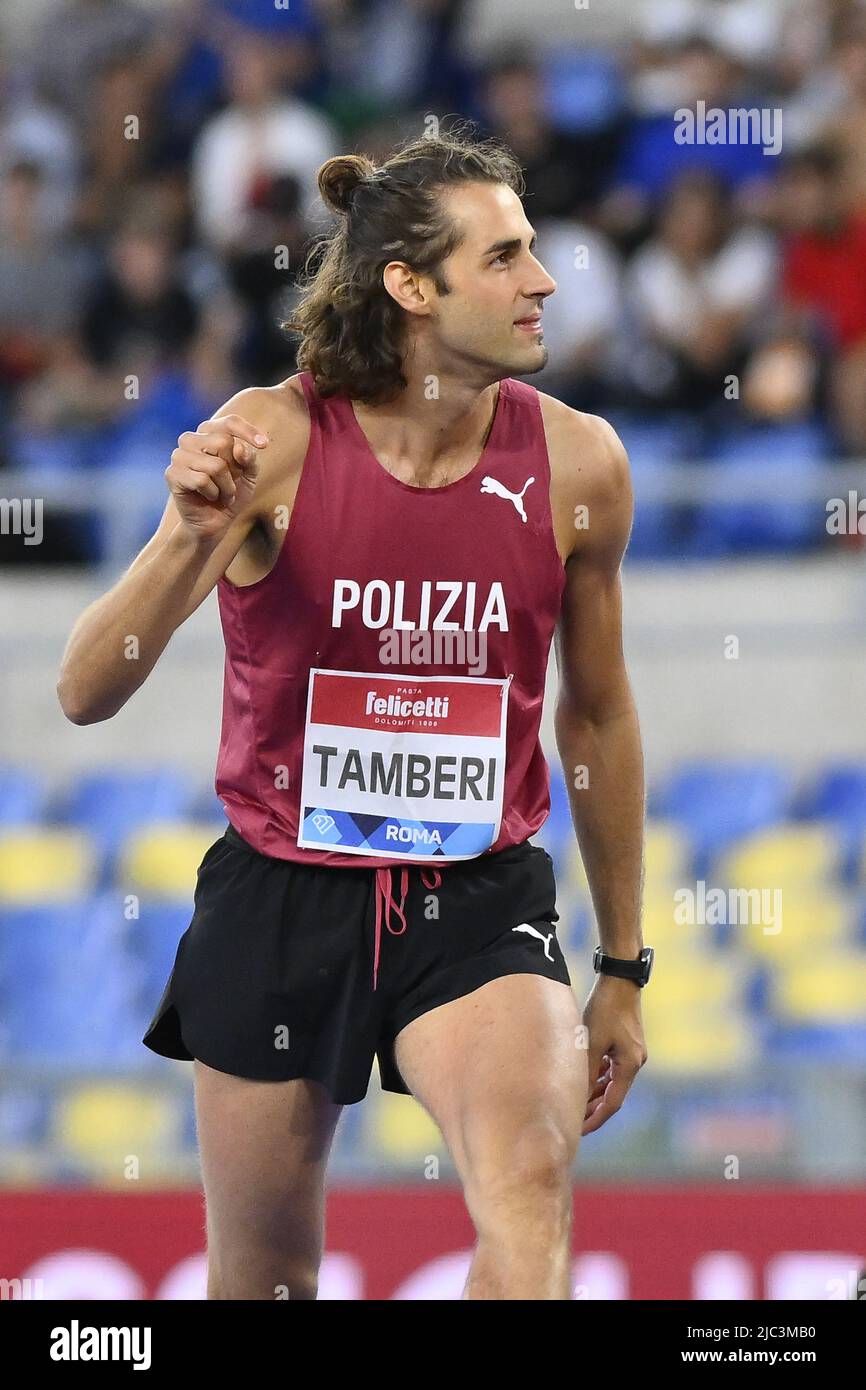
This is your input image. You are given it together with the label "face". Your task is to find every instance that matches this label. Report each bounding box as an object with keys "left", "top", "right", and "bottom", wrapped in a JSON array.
[
  {"left": 780, "top": 166, "right": 835, "bottom": 232},
  {"left": 389, "top": 182, "right": 557, "bottom": 378},
  {"left": 663, "top": 185, "right": 721, "bottom": 259}
]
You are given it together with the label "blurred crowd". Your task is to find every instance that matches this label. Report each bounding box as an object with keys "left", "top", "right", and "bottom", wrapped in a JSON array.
[{"left": 1, "top": 0, "right": 866, "bottom": 547}]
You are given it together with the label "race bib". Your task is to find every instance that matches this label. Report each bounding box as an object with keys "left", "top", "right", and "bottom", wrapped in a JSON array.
[{"left": 298, "top": 668, "right": 512, "bottom": 859}]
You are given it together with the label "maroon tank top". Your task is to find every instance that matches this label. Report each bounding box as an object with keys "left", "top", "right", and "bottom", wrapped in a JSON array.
[{"left": 214, "top": 370, "right": 566, "bottom": 872}]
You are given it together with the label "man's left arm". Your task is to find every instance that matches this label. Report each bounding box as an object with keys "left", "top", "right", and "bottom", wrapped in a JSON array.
[{"left": 551, "top": 413, "right": 648, "bottom": 1135}]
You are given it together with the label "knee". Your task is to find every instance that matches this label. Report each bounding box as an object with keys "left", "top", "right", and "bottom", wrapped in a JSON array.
[{"left": 466, "top": 1120, "right": 575, "bottom": 1228}]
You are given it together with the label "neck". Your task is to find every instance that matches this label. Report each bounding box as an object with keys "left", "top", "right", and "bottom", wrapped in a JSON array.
[{"left": 352, "top": 353, "right": 502, "bottom": 483}]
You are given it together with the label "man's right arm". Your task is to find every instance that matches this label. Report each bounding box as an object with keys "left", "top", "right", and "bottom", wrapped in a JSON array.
[{"left": 56, "top": 388, "right": 301, "bottom": 725}]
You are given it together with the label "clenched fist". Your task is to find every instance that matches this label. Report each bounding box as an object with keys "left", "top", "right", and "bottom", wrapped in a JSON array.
[{"left": 165, "top": 414, "right": 268, "bottom": 540}]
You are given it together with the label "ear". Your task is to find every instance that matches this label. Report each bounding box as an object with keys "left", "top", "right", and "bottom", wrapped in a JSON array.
[{"left": 382, "top": 262, "right": 435, "bottom": 318}]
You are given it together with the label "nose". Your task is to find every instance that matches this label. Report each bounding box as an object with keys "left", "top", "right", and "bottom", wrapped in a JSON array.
[{"left": 528, "top": 257, "right": 556, "bottom": 301}]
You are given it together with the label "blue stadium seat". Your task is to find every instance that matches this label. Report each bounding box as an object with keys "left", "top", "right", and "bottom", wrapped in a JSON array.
[
  {"left": 0, "top": 1087, "right": 52, "bottom": 1147},
  {"left": 766, "top": 1021, "right": 866, "bottom": 1063},
  {"left": 0, "top": 765, "right": 45, "bottom": 826},
  {"left": 534, "top": 766, "right": 573, "bottom": 870},
  {"left": 58, "top": 767, "right": 195, "bottom": 867},
  {"left": 5, "top": 995, "right": 146, "bottom": 1069},
  {"left": 135, "top": 901, "right": 192, "bottom": 998},
  {"left": 795, "top": 765, "right": 866, "bottom": 873},
  {"left": 611, "top": 414, "right": 701, "bottom": 561},
  {"left": 193, "top": 788, "right": 231, "bottom": 825},
  {"left": 688, "top": 423, "right": 829, "bottom": 556},
  {"left": 0, "top": 897, "right": 146, "bottom": 1067},
  {"left": 654, "top": 761, "right": 791, "bottom": 874}
]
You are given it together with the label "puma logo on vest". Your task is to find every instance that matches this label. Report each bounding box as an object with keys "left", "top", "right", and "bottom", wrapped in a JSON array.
[
  {"left": 480, "top": 475, "right": 535, "bottom": 523},
  {"left": 512, "top": 921, "right": 555, "bottom": 960}
]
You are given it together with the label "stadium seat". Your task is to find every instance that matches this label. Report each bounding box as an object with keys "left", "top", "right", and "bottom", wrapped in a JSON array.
[
  {"left": 716, "top": 823, "right": 843, "bottom": 888},
  {"left": 772, "top": 953, "right": 866, "bottom": 1023},
  {"left": 4, "top": 986, "right": 146, "bottom": 1068},
  {"left": 0, "top": 829, "right": 95, "bottom": 903},
  {"left": 643, "top": 955, "right": 747, "bottom": 1014},
  {"left": 616, "top": 414, "right": 705, "bottom": 561},
  {"left": 533, "top": 766, "right": 573, "bottom": 870},
  {"left": 193, "top": 788, "right": 231, "bottom": 825},
  {"left": 0, "top": 895, "right": 146, "bottom": 1067},
  {"left": 644, "top": 821, "right": 691, "bottom": 882},
  {"left": 643, "top": 1011, "right": 758, "bottom": 1074},
  {"left": 725, "top": 886, "right": 851, "bottom": 961},
  {"left": 689, "top": 422, "right": 830, "bottom": 556},
  {"left": 796, "top": 766, "right": 866, "bottom": 863},
  {"left": 0, "top": 765, "right": 45, "bottom": 826},
  {"left": 60, "top": 767, "right": 196, "bottom": 864},
  {"left": 654, "top": 761, "right": 791, "bottom": 872},
  {"left": 118, "top": 823, "right": 219, "bottom": 898},
  {"left": 55, "top": 1083, "right": 181, "bottom": 1181},
  {"left": 766, "top": 1021, "right": 866, "bottom": 1063},
  {"left": 135, "top": 901, "right": 192, "bottom": 997}
]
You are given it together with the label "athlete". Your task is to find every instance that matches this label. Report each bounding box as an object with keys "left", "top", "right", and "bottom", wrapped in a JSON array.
[{"left": 57, "top": 130, "right": 650, "bottom": 1301}]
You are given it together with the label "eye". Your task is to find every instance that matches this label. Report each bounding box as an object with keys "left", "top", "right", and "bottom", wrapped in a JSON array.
[{"left": 492, "top": 252, "right": 510, "bottom": 266}]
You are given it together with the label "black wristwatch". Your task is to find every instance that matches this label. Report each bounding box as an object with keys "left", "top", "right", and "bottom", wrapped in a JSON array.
[{"left": 593, "top": 945, "right": 654, "bottom": 988}]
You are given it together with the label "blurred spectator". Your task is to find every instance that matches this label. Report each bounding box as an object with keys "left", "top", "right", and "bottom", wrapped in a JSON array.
[
  {"left": 16, "top": 212, "right": 203, "bottom": 440},
  {"left": 27, "top": 0, "right": 155, "bottom": 134},
  {"left": 0, "top": 161, "right": 89, "bottom": 403},
  {"left": 321, "top": 0, "right": 469, "bottom": 114},
  {"left": 780, "top": 144, "right": 866, "bottom": 453},
  {"left": 224, "top": 173, "right": 306, "bottom": 383},
  {"left": 624, "top": 171, "right": 777, "bottom": 413},
  {"left": 80, "top": 217, "right": 200, "bottom": 376},
  {"left": 191, "top": 28, "right": 337, "bottom": 249},
  {"left": 478, "top": 48, "right": 622, "bottom": 220},
  {"left": 75, "top": 51, "right": 165, "bottom": 239},
  {"left": 0, "top": 62, "right": 80, "bottom": 235},
  {"left": 820, "top": 14, "right": 866, "bottom": 214},
  {"left": 529, "top": 219, "right": 624, "bottom": 411}
]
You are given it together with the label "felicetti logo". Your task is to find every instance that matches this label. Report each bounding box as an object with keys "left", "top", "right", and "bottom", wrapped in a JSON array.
[{"left": 364, "top": 685, "right": 450, "bottom": 723}]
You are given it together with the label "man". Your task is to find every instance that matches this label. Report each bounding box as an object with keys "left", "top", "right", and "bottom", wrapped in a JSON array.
[{"left": 58, "top": 131, "right": 649, "bottom": 1301}]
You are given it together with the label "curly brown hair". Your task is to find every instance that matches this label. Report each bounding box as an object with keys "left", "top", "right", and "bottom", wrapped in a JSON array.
[{"left": 283, "top": 124, "right": 525, "bottom": 404}]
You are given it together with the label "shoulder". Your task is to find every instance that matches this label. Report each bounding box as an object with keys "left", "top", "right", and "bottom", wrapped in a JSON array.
[
  {"left": 213, "top": 375, "right": 311, "bottom": 454},
  {"left": 537, "top": 391, "right": 630, "bottom": 500},
  {"left": 211, "top": 375, "right": 313, "bottom": 514},
  {"left": 535, "top": 391, "right": 633, "bottom": 564}
]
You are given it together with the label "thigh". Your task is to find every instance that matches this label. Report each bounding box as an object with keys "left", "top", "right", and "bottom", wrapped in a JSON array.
[
  {"left": 393, "top": 974, "right": 588, "bottom": 1188},
  {"left": 194, "top": 1061, "right": 342, "bottom": 1295}
]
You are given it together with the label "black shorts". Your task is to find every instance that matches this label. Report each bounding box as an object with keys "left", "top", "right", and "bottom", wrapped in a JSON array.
[{"left": 143, "top": 823, "right": 571, "bottom": 1105}]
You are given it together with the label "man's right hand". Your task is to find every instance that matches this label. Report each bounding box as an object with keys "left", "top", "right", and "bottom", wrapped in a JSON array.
[{"left": 165, "top": 414, "right": 268, "bottom": 540}]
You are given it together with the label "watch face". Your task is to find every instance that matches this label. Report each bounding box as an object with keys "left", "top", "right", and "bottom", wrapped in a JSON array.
[{"left": 641, "top": 947, "right": 654, "bottom": 983}]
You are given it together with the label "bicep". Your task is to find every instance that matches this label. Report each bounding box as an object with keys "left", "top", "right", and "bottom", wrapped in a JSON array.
[{"left": 554, "top": 424, "right": 634, "bottom": 719}]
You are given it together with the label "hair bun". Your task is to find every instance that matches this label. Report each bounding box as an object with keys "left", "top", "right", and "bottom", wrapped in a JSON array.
[{"left": 318, "top": 154, "right": 378, "bottom": 216}]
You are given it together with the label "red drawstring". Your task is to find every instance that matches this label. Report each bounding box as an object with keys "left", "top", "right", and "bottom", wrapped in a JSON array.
[{"left": 373, "top": 864, "right": 442, "bottom": 990}]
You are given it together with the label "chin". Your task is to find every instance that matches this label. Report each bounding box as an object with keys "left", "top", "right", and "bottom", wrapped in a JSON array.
[{"left": 514, "top": 343, "right": 549, "bottom": 375}]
